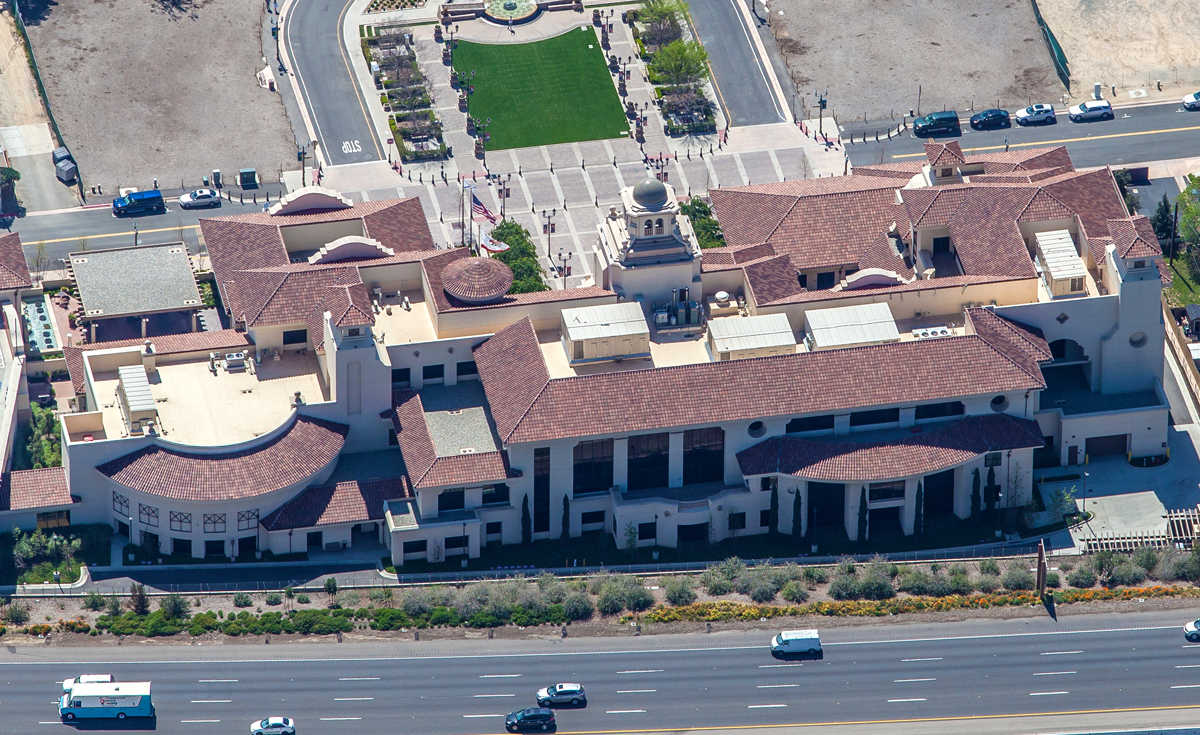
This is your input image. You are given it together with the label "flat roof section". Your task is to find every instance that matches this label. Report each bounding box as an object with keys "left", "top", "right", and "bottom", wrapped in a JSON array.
[
  {"left": 561, "top": 302, "right": 649, "bottom": 342},
  {"left": 419, "top": 382, "right": 500, "bottom": 457},
  {"left": 709, "top": 313, "right": 796, "bottom": 353},
  {"left": 70, "top": 243, "right": 202, "bottom": 319},
  {"left": 1035, "top": 230, "right": 1087, "bottom": 281},
  {"left": 804, "top": 302, "right": 900, "bottom": 350}
]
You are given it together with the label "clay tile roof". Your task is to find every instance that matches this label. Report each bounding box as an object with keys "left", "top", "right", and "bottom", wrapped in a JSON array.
[
  {"left": 1107, "top": 215, "right": 1162, "bottom": 259},
  {"left": 764, "top": 273, "right": 1015, "bottom": 306},
  {"left": 325, "top": 282, "right": 375, "bottom": 327},
  {"left": 231, "top": 267, "right": 359, "bottom": 327},
  {"left": 945, "top": 189, "right": 1039, "bottom": 278},
  {"left": 260, "top": 477, "right": 411, "bottom": 531},
  {"left": 744, "top": 255, "right": 804, "bottom": 306},
  {"left": 391, "top": 389, "right": 510, "bottom": 489},
  {"left": 0, "top": 468, "right": 72, "bottom": 511},
  {"left": 1042, "top": 168, "right": 1128, "bottom": 240},
  {"left": 851, "top": 162, "right": 925, "bottom": 179},
  {"left": 441, "top": 257, "right": 514, "bottom": 304},
  {"left": 735, "top": 414, "right": 1043, "bottom": 482},
  {"left": 63, "top": 330, "right": 254, "bottom": 395},
  {"left": 97, "top": 415, "right": 349, "bottom": 501},
  {"left": 701, "top": 242, "right": 777, "bottom": 270},
  {"left": 472, "top": 318, "right": 550, "bottom": 442},
  {"left": 925, "top": 141, "right": 966, "bottom": 167},
  {"left": 423, "top": 250, "right": 614, "bottom": 313},
  {"left": 966, "top": 308, "right": 1051, "bottom": 378},
  {"left": 0, "top": 232, "right": 33, "bottom": 290},
  {"left": 479, "top": 327, "right": 1044, "bottom": 444}
]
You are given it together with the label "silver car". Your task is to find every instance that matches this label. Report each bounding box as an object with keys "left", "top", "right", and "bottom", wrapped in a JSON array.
[
  {"left": 1068, "top": 99, "right": 1113, "bottom": 122},
  {"left": 1015, "top": 103, "right": 1056, "bottom": 126},
  {"left": 536, "top": 682, "right": 586, "bottom": 707},
  {"left": 179, "top": 188, "right": 222, "bottom": 209},
  {"left": 250, "top": 716, "right": 295, "bottom": 735},
  {"left": 1184, "top": 92, "right": 1200, "bottom": 111}
]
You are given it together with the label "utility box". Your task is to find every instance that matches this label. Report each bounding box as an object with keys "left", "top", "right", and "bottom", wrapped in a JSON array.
[
  {"left": 212, "top": 169, "right": 222, "bottom": 188},
  {"left": 55, "top": 159, "right": 78, "bottom": 184},
  {"left": 52, "top": 147, "right": 72, "bottom": 164},
  {"left": 239, "top": 168, "right": 258, "bottom": 188}
]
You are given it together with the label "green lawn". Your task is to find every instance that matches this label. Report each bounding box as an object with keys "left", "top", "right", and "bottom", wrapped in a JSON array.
[
  {"left": 453, "top": 29, "right": 628, "bottom": 150},
  {"left": 1165, "top": 257, "right": 1200, "bottom": 309}
]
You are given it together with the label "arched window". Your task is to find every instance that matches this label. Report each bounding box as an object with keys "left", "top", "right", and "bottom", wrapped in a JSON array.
[
  {"left": 655, "top": 218, "right": 664, "bottom": 235},
  {"left": 644, "top": 220, "right": 653, "bottom": 236}
]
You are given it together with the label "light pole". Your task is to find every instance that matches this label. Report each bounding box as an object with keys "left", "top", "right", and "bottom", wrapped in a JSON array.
[
  {"left": 464, "top": 70, "right": 477, "bottom": 118},
  {"left": 555, "top": 247, "right": 573, "bottom": 285},
  {"left": 132, "top": 223, "right": 139, "bottom": 247},
  {"left": 500, "top": 172, "right": 512, "bottom": 219},
  {"left": 813, "top": 89, "right": 828, "bottom": 137},
  {"left": 476, "top": 116, "right": 492, "bottom": 166},
  {"left": 449, "top": 23, "right": 459, "bottom": 66},
  {"left": 541, "top": 208, "right": 557, "bottom": 238}
]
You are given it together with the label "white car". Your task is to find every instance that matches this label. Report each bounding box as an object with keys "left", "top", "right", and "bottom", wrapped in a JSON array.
[
  {"left": 1068, "top": 99, "right": 1113, "bottom": 122},
  {"left": 536, "top": 682, "right": 586, "bottom": 707},
  {"left": 1015, "top": 104, "right": 1056, "bottom": 125},
  {"left": 1184, "top": 92, "right": 1200, "bottom": 111},
  {"left": 179, "top": 188, "right": 221, "bottom": 209},
  {"left": 250, "top": 716, "right": 295, "bottom": 735},
  {"left": 1186, "top": 619, "right": 1200, "bottom": 641}
]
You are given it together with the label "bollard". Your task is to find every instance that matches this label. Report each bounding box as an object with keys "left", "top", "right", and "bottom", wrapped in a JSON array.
[
  {"left": 875, "top": 131, "right": 879, "bottom": 142},
  {"left": 561, "top": 625, "right": 567, "bottom": 638},
  {"left": 581, "top": 158, "right": 585, "bottom": 170},
  {"left": 635, "top": 624, "right": 641, "bottom": 636},
  {"left": 240, "top": 193, "right": 244, "bottom": 204},
  {"left": 613, "top": 156, "right": 617, "bottom": 167},
  {"left": 414, "top": 630, "right": 420, "bottom": 641},
  {"left": 253, "top": 194, "right": 257, "bottom": 204},
  {"left": 488, "top": 628, "right": 494, "bottom": 639},
  {"left": 706, "top": 622, "right": 712, "bottom": 633},
  {"left": 550, "top": 162, "right": 554, "bottom": 174}
]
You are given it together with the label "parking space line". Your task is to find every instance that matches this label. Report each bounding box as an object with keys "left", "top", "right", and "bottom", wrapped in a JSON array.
[
  {"left": 182, "top": 720, "right": 221, "bottom": 723},
  {"left": 759, "top": 664, "right": 801, "bottom": 668},
  {"left": 334, "top": 697, "right": 374, "bottom": 701},
  {"left": 1040, "top": 651, "right": 1083, "bottom": 656},
  {"left": 480, "top": 674, "right": 522, "bottom": 678},
  {"left": 190, "top": 699, "right": 231, "bottom": 703},
  {"left": 1171, "top": 685, "right": 1200, "bottom": 689},
  {"left": 199, "top": 679, "right": 237, "bottom": 683},
  {"left": 464, "top": 714, "right": 503, "bottom": 718},
  {"left": 320, "top": 717, "right": 363, "bottom": 721},
  {"left": 1034, "top": 672, "right": 1077, "bottom": 676},
  {"left": 1177, "top": 665, "right": 1200, "bottom": 669},
  {"left": 607, "top": 710, "right": 647, "bottom": 714},
  {"left": 339, "top": 677, "right": 380, "bottom": 681}
]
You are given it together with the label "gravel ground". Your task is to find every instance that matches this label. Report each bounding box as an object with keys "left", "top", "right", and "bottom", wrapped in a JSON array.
[
  {"left": 22, "top": 0, "right": 296, "bottom": 191},
  {"left": 767, "top": 0, "right": 1062, "bottom": 122},
  {"left": 0, "top": 8, "right": 47, "bottom": 128}
]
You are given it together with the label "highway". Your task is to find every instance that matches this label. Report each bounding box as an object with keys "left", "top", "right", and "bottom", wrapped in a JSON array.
[
  {"left": 844, "top": 101, "right": 1200, "bottom": 170},
  {"left": 6, "top": 608, "right": 1200, "bottom": 735}
]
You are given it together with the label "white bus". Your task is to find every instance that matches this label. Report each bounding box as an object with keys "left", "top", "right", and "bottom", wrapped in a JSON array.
[{"left": 59, "top": 681, "right": 154, "bottom": 720}]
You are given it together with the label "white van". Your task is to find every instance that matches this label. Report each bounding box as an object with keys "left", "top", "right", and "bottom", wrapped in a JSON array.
[
  {"left": 771, "top": 629, "right": 821, "bottom": 655},
  {"left": 63, "top": 674, "right": 114, "bottom": 694}
]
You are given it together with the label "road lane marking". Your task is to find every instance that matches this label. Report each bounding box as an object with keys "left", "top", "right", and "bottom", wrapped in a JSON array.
[
  {"left": 480, "top": 674, "right": 522, "bottom": 678},
  {"left": 617, "top": 690, "right": 657, "bottom": 693},
  {"left": 334, "top": 697, "right": 374, "bottom": 701},
  {"left": 888, "top": 699, "right": 927, "bottom": 703},
  {"left": 901, "top": 658, "right": 942, "bottom": 662},
  {"left": 39, "top": 722, "right": 62, "bottom": 725},
  {"left": 464, "top": 714, "right": 503, "bottom": 718},
  {"left": 198, "top": 679, "right": 237, "bottom": 682},
  {"left": 608, "top": 710, "right": 647, "bottom": 714},
  {"left": 894, "top": 678, "right": 936, "bottom": 683},
  {"left": 1177, "top": 665, "right": 1200, "bottom": 668},
  {"left": 1172, "top": 685, "right": 1200, "bottom": 689},
  {"left": 1040, "top": 651, "right": 1083, "bottom": 656},
  {"left": 1030, "top": 691, "right": 1069, "bottom": 696},
  {"left": 190, "top": 699, "right": 231, "bottom": 703},
  {"left": 890, "top": 124, "right": 1200, "bottom": 158},
  {"left": 182, "top": 720, "right": 221, "bottom": 723},
  {"left": 321, "top": 717, "right": 363, "bottom": 721},
  {"left": 759, "top": 664, "right": 800, "bottom": 668},
  {"left": 1184, "top": 644, "right": 1200, "bottom": 648},
  {"left": 618, "top": 670, "right": 663, "bottom": 674},
  {"left": 757, "top": 684, "right": 799, "bottom": 688},
  {"left": 748, "top": 705, "right": 787, "bottom": 709},
  {"left": 1033, "top": 672, "right": 1076, "bottom": 676},
  {"left": 21, "top": 225, "right": 201, "bottom": 247},
  {"left": 474, "top": 694, "right": 516, "bottom": 697},
  {"left": 339, "top": 677, "right": 380, "bottom": 680}
]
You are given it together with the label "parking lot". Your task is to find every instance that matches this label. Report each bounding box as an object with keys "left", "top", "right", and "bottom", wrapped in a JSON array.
[{"left": 23, "top": 0, "right": 297, "bottom": 191}]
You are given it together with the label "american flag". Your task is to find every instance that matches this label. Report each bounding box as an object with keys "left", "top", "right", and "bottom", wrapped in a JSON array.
[{"left": 471, "top": 193, "right": 497, "bottom": 224}]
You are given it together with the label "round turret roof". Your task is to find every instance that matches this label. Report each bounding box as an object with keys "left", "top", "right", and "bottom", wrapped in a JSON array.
[
  {"left": 632, "top": 178, "right": 668, "bottom": 208},
  {"left": 442, "top": 256, "right": 514, "bottom": 305}
]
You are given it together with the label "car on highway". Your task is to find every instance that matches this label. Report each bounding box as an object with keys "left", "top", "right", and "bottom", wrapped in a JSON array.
[
  {"left": 969, "top": 108, "right": 1011, "bottom": 130},
  {"left": 1015, "top": 104, "right": 1057, "bottom": 125},
  {"left": 1184, "top": 92, "right": 1200, "bottom": 111},
  {"left": 912, "top": 110, "right": 961, "bottom": 137},
  {"left": 1185, "top": 619, "right": 1200, "bottom": 641},
  {"left": 506, "top": 707, "right": 555, "bottom": 732},
  {"left": 250, "top": 716, "right": 295, "bottom": 735},
  {"left": 536, "top": 683, "right": 586, "bottom": 707},
  {"left": 179, "top": 188, "right": 221, "bottom": 209},
  {"left": 770, "top": 629, "right": 822, "bottom": 656},
  {"left": 1068, "top": 99, "right": 1114, "bottom": 122}
]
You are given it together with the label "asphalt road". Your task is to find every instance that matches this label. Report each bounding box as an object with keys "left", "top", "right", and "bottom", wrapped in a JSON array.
[
  {"left": 685, "top": 0, "right": 786, "bottom": 127},
  {"left": 283, "top": 0, "right": 382, "bottom": 166},
  {"left": 845, "top": 102, "right": 1200, "bottom": 170},
  {"left": 6, "top": 608, "right": 1200, "bottom": 735}
]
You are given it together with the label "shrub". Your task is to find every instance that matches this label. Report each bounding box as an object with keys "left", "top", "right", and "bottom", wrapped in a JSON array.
[
  {"left": 285, "top": 586, "right": 295, "bottom": 599},
  {"left": 296, "top": 593, "right": 311, "bottom": 604},
  {"left": 159, "top": 593, "right": 190, "bottom": 620},
  {"left": 1045, "top": 572, "right": 1061, "bottom": 588},
  {"left": 536, "top": 573, "right": 567, "bottom": 604},
  {"left": 948, "top": 573, "right": 974, "bottom": 595},
  {"left": 82, "top": 590, "right": 106, "bottom": 611},
  {"left": 780, "top": 580, "right": 808, "bottom": 603},
  {"left": 265, "top": 593, "right": 283, "bottom": 606},
  {"left": 563, "top": 592, "right": 594, "bottom": 620},
  {"left": 233, "top": 593, "right": 253, "bottom": 608},
  {"left": 802, "top": 567, "right": 829, "bottom": 586},
  {"left": 836, "top": 557, "right": 856, "bottom": 576},
  {"left": 624, "top": 584, "right": 655, "bottom": 612},
  {"left": 586, "top": 571, "right": 612, "bottom": 595},
  {"left": 429, "top": 607, "right": 462, "bottom": 627},
  {"left": 714, "top": 556, "right": 747, "bottom": 581},
  {"left": 979, "top": 559, "right": 1001, "bottom": 576},
  {"left": 1109, "top": 563, "right": 1147, "bottom": 587},
  {"left": 28, "top": 624, "right": 51, "bottom": 636},
  {"left": 947, "top": 563, "right": 969, "bottom": 577},
  {"left": 700, "top": 568, "right": 732, "bottom": 596},
  {"left": 1001, "top": 563, "right": 1035, "bottom": 591},
  {"left": 402, "top": 588, "right": 434, "bottom": 616},
  {"left": 337, "top": 591, "right": 362, "bottom": 609},
  {"left": 897, "top": 570, "right": 935, "bottom": 596},
  {"left": 324, "top": 578, "right": 339, "bottom": 596},
  {"left": 1067, "top": 567, "right": 1097, "bottom": 588},
  {"left": 856, "top": 569, "right": 896, "bottom": 600},
  {"left": 746, "top": 579, "right": 777, "bottom": 604},
  {"left": 368, "top": 588, "right": 394, "bottom": 606},
  {"left": 1131, "top": 547, "right": 1159, "bottom": 573},
  {"left": 5, "top": 603, "right": 30, "bottom": 625},
  {"left": 976, "top": 574, "right": 1000, "bottom": 593},
  {"left": 596, "top": 588, "right": 625, "bottom": 616},
  {"left": 1058, "top": 560, "right": 1075, "bottom": 572},
  {"left": 129, "top": 583, "right": 150, "bottom": 615},
  {"left": 105, "top": 596, "right": 123, "bottom": 617},
  {"left": 663, "top": 577, "right": 697, "bottom": 606},
  {"left": 828, "top": 574, "right": 859, "bottom": 600}
]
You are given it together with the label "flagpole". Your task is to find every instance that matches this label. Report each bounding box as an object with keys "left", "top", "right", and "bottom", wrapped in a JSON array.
[{"left": 460, "top": 182, "right": 466, "bottom": 248}]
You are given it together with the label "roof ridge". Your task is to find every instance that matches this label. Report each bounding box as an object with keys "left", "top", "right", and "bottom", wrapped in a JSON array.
[{"left": 968, "top": 324, "right": 1047, "bottom": 385}]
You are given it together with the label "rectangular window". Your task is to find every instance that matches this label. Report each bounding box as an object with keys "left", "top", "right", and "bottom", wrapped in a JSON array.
[
  {"left": 392, "top": 367, "right": 411, "bottom": 386},
  {"left": 204, "top": 514, "right": 226, "bottom": 533},
  {"left": 534, "top": 448, "right": 551, "bottom": 533},
  {"left": 915, "top": 401, "right": 965, "bottom": 420},
  {"left": 728, "top": 512, "right": 747, "bottom": 531},
  {"left": 36, "top": 510, "right": 70, "bottom": 529},
  {"left": 237, "top": 509, "right": 259, "bottom": 532},
  {"left": 581, "top": 510, "right": 606, "bottom": 525},
  {"left": 850, "top": 407, "right": 900, "bottom": 427},
  {"left": 306, "top": 531, "right": 322, "bottom": 548},
  {"left": 113, "top": 492, "right": 129, "bottom": 515},
  {"left": 172, "top": 538, "right": 192, "bottom": 557},
  {"left": 798, "top": 273, "right": 808, "bottom": 289},
  {"left": 485, "top": 521, "right": 502, "bottom": 536},
  {"left": 403, "top": 539, "right": 427, "bottom": 554},
  {"left": 438, "top": 489, "right": 465, "bottom": 512},
  {"left": 984, "top": 452, "right": 1002, "bottom": 467},
  {"left": 786, "top": 415, "right": 835, "bottom": 433},
  {"left": 638, "top": 521, "right": 657, "bottom": 540},
  {"left": 422, "top": 364, "right": 445, "bottom": 381},
  {"left": 760, "top": 476, "right": 778, "bottom": 493},
  {"left": 816, "top": 271, "right": 835, "bottom": 289},
  {"left": 573, "top": 439, "right": 614, "bottom": 495},
  {"left": 457, "top": 360, "right": 478, "bottom": 378},
  {"left": 388, "top": 428, "right": 398, "bottom": 446},
  {"left": 868, "top": 480, "right": 906, "bottom": 502},
  {"left": 683, "top": 427, "right": 724, "bottom": 485},
  {"left": 169, "top": 511, "right": 192, "bottom": 533},
  {"left": 628, "top": 433, "right": 670, "bottom": 491},
  {"left": 282, "top": 329, "right": 307, "bottom": 345},
  {"left": 760, "top": 509, "right": 771, "bottom": 528},
  {"left": 138, "top": 503, "right": 159, "bottom": 527},
  {"left": 481, "top": 483, "right": 510, "bottom": 506},
  {"left": 445, "top": 535, "right": 468, "bottom": 550},
  {"left": 1069, "top": 277, "right": 1084, "bottom": 292}
]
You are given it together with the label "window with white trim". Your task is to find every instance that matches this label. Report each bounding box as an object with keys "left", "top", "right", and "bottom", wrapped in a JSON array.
[{"left": 237, "top": 509, "right": 260, "bottom": 531}]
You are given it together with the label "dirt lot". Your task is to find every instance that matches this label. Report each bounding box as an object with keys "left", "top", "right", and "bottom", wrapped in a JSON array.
[
  {"left": 0, "top": 8, "right": 47, "bottom": 128},
  {"left": 769, "top": 0, "right": 1062, "bottom": 122},
  {"left": 22, "top": 0, "right": 296, "bottom": 190},
  {"left": 1037, "top": 0, "right": 1200, "bottom": 95}
]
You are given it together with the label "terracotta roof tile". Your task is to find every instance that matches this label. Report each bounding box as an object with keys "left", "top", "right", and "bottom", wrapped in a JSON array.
[
  {"left": 1107, "top": 215, "right": 1162, "bottom": 259},
  {"left": 260, "top": 477, "right": 411, "bottom": 531},
  {"left": 423, "top": 250, "right": 614, "bottom": 313},
  {"left": 851, "top": 162, "right": 925, "bottom": 179},
  {"left": 1042, "top": 168, "right": 1128, "bottom": 240},
  {"left": 735, "top": 414, "right": 1043, "bottom": 482},
  {"left": 0, "top": 468, "right": 72, "bottom": 511},
  {"left": 442, "top": 257, "right": 514, "bottom": 304},
  {"left": 744, "top": 255, "right": 804, "bottom": 306},
  {"left": 0, "top": 232, "right": 33, "bottom": 290},
  {"left": 391, "top": 389, "right": 511, "bottom": 489},
  {"left": 966, "top": 308, "right": 1051, "bottom": 378},
  {"left": 701, "top": 242, "right": 777, "bottom": 269},
  {"left": 64, "top": 330, "right": 253, "bottom": 395},
  {"left": 925, "top": 141, "right": 966, "bottom": 167},
  {"left": 97, "top": 415, "right": 348, "bottom": 501},
  {"left": 472, "top": 318, "right": 550, "bottom": 442}
]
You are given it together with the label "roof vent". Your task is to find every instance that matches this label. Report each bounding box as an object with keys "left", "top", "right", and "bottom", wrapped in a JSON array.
[{"left": 460, "top": 447, "right": 477, "bottom": 454}]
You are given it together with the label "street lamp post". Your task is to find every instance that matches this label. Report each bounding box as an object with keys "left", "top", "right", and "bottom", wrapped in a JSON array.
[
  {"left": 555, "top": 248, "right": 573, "bottom": 286},
  {"left": 500, "top": 173, "right": 512, "bottom": 219},
  {"left": 465, "top": 70, "right": 477, "bottom": 118},
  {"left": 814, "top": 89, "right": 828, "bottom": 137},
  {"left": 449, "top": 23, "right": 459, "bottom": 66},
  {"left": 541, "top": 208, "right": 557, "bottom": 240}
]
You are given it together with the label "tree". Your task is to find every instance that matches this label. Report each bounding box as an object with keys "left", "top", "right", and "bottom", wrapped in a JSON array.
[
  {"left": 1151, "top": 194, "right": 1174, "bottom": 242},
  {"left": 0, "top": 166, "right": 19, "bottom": 214},
  {"left": 651, "top": 40, "right": 708, "bottom": 89},
  {"left": 1178, "top": 174, "right": 1200, "bottom": 249},
  {"left": 638, "top": 0, "right": 683, "bottom": 48},
  {"left": 856, "top": 486, "right": 868, "bottom": 545},
  {"left": 985, "top": 465, "right": 999, "bottom": 515},
  {"left": 624, "top": 521, "right": 638, "bottom": 556},
  {"left": 521, "top": 494, "right": 532, "bottom": 545},
  {"left": 768, "top": 485, "right": 779, "bottom": 535},
  {"left": 791, "top": 489, "right": 803, "bottom": 539},
  {"left": 129, "top": 583, "right": 150, "bottom": 615},
  {"left": 490, "top": 219, "right": 548, "bottom": 293},
  {"left": 561, "top": 495, "right": 570, "bottom": 541},
  {"left": 680, "top": 197, "right": 725, "bottom": 249},
  {"left": 1048, "top": 484, "right": 1078, "bottom": 520},
  {"left": 159, "top": 593, "right": 190, "bottom": 621},
  {"left": 1113, "top": 169, "right": 1141, "bottom": 214},
  {"left": 324, "top": 577, "right": 339, "bottom": 596},
  {"left": 970, "top": 468, "right": 982, "bottom": 519},
  {"left": 914, "top": 481, "right": 924, "bottom": 536}
]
